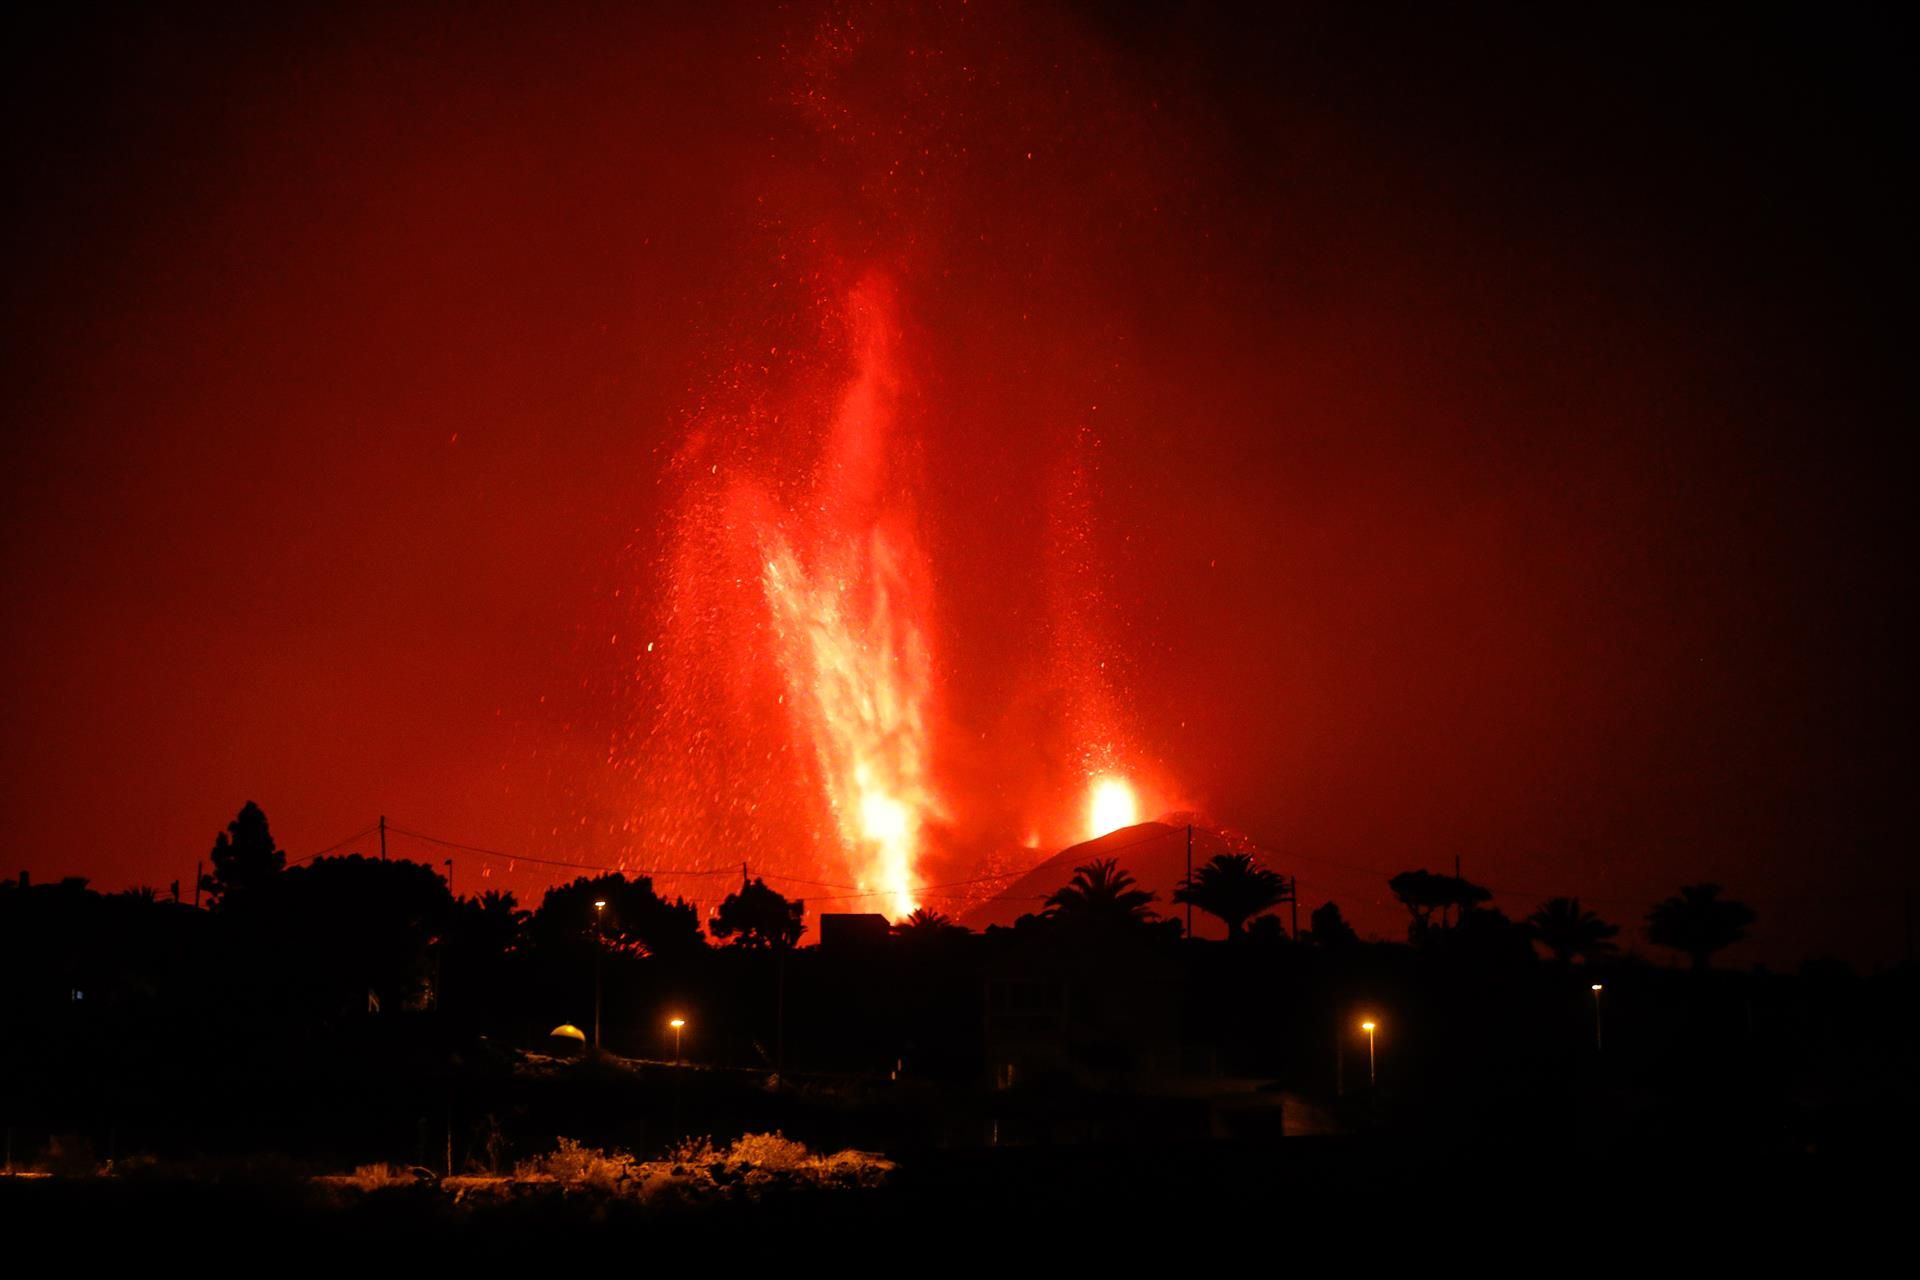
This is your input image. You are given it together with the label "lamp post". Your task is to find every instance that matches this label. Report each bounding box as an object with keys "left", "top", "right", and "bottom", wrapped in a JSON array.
[
  {"left": 1590, "top": 983, "right": 1604, "bottom": 1052},
  {"left": 1360, "top": 1020, "right": 1377, "bottom": 1088},
  {"left": 670, "top": 1017, "right": 686, "bottom": 1065},
  {"left": 592, "top": 899, "right": 607, "bottom": 1051}
]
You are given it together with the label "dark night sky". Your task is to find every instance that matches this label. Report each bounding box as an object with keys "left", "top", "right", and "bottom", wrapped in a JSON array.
[{"left": 2, "top": 2, "right": 1910, "bottom": 963}]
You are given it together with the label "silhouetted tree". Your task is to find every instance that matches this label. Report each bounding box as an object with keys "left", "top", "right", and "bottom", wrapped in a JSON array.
[
  {"left": 1043, "top": 858, "right": 1158, "bottom": 928},
  {"left": 710, "top": 877, "right": 804, "bottom": 949},
  {"left": 1647, "top": 883, "right": 1755, "bottom": 970},
  {"left": 1448, "top": 905, "right": 1537, "bottom": 966},
  {"left": 1527, "top": 896, "right": 1619, "bottom": 964},
  {"left": 455, "top": 889, "right": 528, "bottom": 956},
  {"left": 266, "top": 853, "right": 453, "bottom": 1012},
  {"left": 1246, "top": 914, "right": 1290, "bottom": 944},
  {"left": 199, "top": 801, "right": 284, "bottom": 912},
  {"left": 1388, "top": 869, "right": 1491, "bottom": 939},
  {"left": 1174, "top": 853, "right": 1289, "bottom": 940},
  {"left": 436, "top": 888, "right": 529, "bottom": 1024},
  {"left": 1309, "top": 900, "right": 1360, "bottom": 947},
  {"left": 531, "top": 873, "right": 705, "bottom": 958},
  {"left": 895, "top": 907, "right": 965, "bottom": 943}
]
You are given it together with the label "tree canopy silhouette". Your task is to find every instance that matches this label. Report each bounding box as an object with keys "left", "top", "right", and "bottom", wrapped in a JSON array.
[
  {"left": 1527, "top": 897, "right": 1620, "bottom": 964},
  {"left": 441, "top": 888, "right": 528, "bottom": 1018},
  {"left": 461, "top": 888, "right": 529, "bottom": 954},
  {"left": 1173, "top": 852, "right": 1289, "bottom": 940},
  {"left": 1448, "top": 905, "right": 1537, "bottom": 966},
  {"left": 1309, "top": 900, "right": 1360, "bottom": 948},
  {"left": 1388, "top": 869, "right": 1491, "bottom": 938},
  {"left": 199, "top": 801, "right": 284, "bottom": 912},
  {"left": 1647, "top": 883, "right": 1755, "bottom": 969},
  {"left": 275, "top": 853, "right": 453, "bottom": 1010},
  {"left": 895, "top": 907, "right": 966, "bottom": 943},
  {"left": 532, "top": 873, "right": 705, "bottom": 958},
  {"left": 1043, "top": 858, "right": 1159, "bottom": 929},
  {"left": 710, "top": 877, "right": 804, "bottom": 949}
]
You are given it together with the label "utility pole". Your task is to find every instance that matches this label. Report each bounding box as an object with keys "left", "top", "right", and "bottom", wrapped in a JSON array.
[
  {"left": 193, "top": 861, "right": 202, "bottom": 910},
  {"left": 1335, "top": 1017, "right": 1345, "bottom": 1098},
  {"left": 1185, "top": 824, "right": 1194, "bottom": 939},
  {"left": 592, "top": 900, "right": 606, "bottom": 1051},
  {"left": 1289, "top": 877, "right": 1298, "bottom": 940},
  {"left": 444, "top": 858, "right": 453, "bottom": 898},
  {"left": 1906, "top": 888, "right": 1914, "bottom": 967},
  {"left": 379, "top": 815, "right": 387, "bottom": 862}
]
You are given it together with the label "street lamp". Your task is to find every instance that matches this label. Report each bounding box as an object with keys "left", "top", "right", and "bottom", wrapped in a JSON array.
[
  {"left": 592, "top": 900, "right": 607, "bottom": 1051},
  {"left": 1360, "top": 1019, "right": 1377, "bottom": 1088},
  {"left": 1590, "top": 983, "right": 1604, "bottom": 1052},
  {"left": 669, "top": 1017, "right": 686, "bottom": 1065}
]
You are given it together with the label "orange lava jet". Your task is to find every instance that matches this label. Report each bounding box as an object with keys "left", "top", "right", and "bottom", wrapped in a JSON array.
[
  {"left": 749, "top": 275, "right": 938, "bottom": 919},
  {"left": 635, "top": 265, "right": 1164, "bottom": 921},
  {"left": 1088, "top": 775, "right": 1139, "bottom": 840}
]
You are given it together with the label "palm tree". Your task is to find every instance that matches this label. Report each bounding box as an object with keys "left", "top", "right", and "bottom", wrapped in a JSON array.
[
  {"left": 895, "top": 907, "right": 964, "bottom": 942},
  {"left": 468, "top": 889, "right": 528, "bottom": 952},
  {"left": 1526, "top": 897, "right": 1619, "bottom": 964},
  {"left": 1174, "top": 853, "right": 1290, "bottom": 940},
  {"left": 1646, "top": 883, "right": 1755, "bottom": 970},
  {"left": 1044, "top": 858, "right": 1158, "bottom": 928}
]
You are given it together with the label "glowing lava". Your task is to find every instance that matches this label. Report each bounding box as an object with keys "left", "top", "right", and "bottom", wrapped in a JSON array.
[
  {"left": 748, "top": 274, "right": 937, "bottom": 920},
  {"left": 614, "top": 9, "right": 1187, "bottom": 930},
  {"left": 1088, "top": 776, "right": 1139, "bottom": 840},
  {"left": 636, "top": 270, "right": 1161, "bottom": 920}
]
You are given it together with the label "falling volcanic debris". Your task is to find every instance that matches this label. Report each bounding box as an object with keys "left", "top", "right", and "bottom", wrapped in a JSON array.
[
  {"left": 637, "top": 267, "right": 1149, "bottom": 921},
  {"left": 608, "top": 4, "right": 1194, "bottom": 923},
  {"left": 753, "top": 272, "right": 941, "bottom": 918}
]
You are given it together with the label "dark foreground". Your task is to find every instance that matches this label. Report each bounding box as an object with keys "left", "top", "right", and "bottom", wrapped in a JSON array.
[{"left": 1, "top": 1138, "right": 1902, "bottom": 1264}]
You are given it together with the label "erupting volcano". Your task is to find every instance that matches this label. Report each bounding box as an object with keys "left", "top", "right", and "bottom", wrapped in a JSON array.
[
  {"left": 598, "top": 5, "right": 1202, "bottom": 924},
  {"left": 636, "top": 264, "right": 1161, "bottom": 920}
]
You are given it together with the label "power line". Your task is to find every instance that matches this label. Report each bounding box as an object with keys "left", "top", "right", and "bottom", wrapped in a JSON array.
[
  {"left": 382, "top": 824, "right": 731, "bottom": 879},
  {"left": 378, "top": 823, "right": 1075, "bottom": 900},
  {"left": 285, "top": 824, "right": 380, "bottom": 867}
]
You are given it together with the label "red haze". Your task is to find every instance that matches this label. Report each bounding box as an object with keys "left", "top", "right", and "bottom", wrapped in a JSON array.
[{"left": 1, "top": 3, "right": 1908, "bottom": 964}]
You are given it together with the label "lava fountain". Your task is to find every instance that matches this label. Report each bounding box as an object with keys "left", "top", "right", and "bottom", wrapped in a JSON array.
[
  {"left": 757, "top": 276, "right": 938, "bottom": 917},
  {"left": 639, "top": 272, "right": 942, "bottom": 919},
  {"left": 622, "top": 6, "right": 1180, "bottom": 922}
]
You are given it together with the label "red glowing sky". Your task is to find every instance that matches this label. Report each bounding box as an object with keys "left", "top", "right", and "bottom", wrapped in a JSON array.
[{"left": 1, "top": 3, "right": 1908, "bottom": 963}]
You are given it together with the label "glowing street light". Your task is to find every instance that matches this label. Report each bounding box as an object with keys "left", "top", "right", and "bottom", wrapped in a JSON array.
[
  {"left": 1590, "top": 983, "right": 1604, "bottom": 1052},
  {"left": 669, "top": 1016, "right": 686, "bottom": 1065},
  {"left": 1360, "top": 1019, "right": 1378, "bottom": 1088}
]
